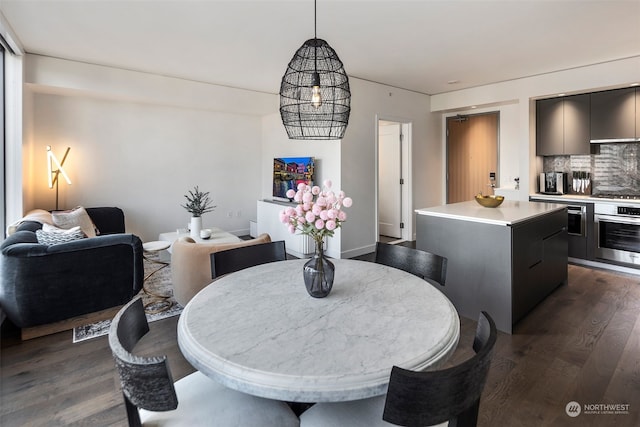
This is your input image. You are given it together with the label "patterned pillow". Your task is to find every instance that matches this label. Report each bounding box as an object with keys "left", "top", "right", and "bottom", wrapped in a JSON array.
[
  {"left": 52, "top": 206, "right": 98, "bottom": 237},
  {"left": 36, "top": 225, "right": 86, "bottom": 245}
]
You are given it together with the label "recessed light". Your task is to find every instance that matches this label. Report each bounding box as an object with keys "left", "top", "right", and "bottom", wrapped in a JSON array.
[
  {"left": 447, "top": 80, "right": 460, "bottom": 85},
  {"left": 557, "top": 93, "right": 566, "bottom": 97},
  {"left": 470, "top": 106, "right": 477, "bottom": 109},
  {"left": 630, "top": 83, "right": 640, "bottom": 87}
]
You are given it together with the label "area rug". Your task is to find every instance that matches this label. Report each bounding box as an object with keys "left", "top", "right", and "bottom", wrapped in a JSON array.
[{"left": 72, "top": 256, "right": 183, "bottom": 343}]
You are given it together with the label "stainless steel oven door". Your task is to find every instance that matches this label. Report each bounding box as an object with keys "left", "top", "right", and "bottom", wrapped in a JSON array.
[{"left": 595, "top": 214, "right": 640, "bottom": 266}]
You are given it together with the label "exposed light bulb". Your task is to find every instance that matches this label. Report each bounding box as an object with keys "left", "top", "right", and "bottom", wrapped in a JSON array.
[
  {"left": 311, "top": 85, "right": 322, "bottom": 108},
  {"left": 311, "top": 72, "right": 322, "bottom": 108}
]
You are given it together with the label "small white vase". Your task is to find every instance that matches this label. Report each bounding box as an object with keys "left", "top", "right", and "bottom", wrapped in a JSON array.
[{"left": 190, "top": 216, "right": 202, "bottom": 239}]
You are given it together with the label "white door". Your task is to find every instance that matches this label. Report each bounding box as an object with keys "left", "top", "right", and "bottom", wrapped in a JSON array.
[{"left": 378, "top": 123, "right": 402, "bottom": 239}]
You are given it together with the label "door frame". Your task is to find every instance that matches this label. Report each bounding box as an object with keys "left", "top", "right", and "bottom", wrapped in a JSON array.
[
  {"left": 375, "top": 115, "right": 413, "bottom": 243},
  {"left": 445, "top": 111, "right": 500, "bottom": 203}
]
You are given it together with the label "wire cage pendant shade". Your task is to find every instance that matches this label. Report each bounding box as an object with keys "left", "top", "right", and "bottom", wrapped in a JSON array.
[{"left": 279, "top": 37, "right": 351, "bottom": 140}]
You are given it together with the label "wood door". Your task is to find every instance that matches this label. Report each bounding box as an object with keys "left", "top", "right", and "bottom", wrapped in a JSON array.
[{"left": 447, "top": 113, "right": 498, "bottom": 203}]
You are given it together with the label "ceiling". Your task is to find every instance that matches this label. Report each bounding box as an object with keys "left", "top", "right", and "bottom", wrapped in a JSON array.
[{"left": 1, "top": 0, "right": 639, "bottom": 96}]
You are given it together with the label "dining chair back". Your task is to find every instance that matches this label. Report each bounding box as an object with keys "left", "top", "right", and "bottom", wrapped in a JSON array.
[
  {"left": 382, "top": 311, "right": 497, "bottom": 426},
  {"left": 374, "top": 242, "right": 448, "bottom": 286},
  {"left": 108, "top": 296, "right": 300, "bottom": 427},
  {"left": 211, "top": 240, "right": 286, "bottom": 279},
  {"left": 299, "top": 311, "right": 497, "bottom": 427},
  {"left": 109, "top": 297, "right": 176, "bottom": 426}
]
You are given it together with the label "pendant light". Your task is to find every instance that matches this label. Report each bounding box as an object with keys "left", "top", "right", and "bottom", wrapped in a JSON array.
[{"left": 279, "top": 0, "right": 351, "bottom": 140}]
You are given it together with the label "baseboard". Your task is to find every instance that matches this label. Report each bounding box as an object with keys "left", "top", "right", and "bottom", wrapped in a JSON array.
[
  {"left": 569, "top": 257, "right": 640, "bottom": 277},
  {"left": 229, "top": 228, "right": 250, "bottom": 237},
  {"left": 342, "top": 243, "right": 377, "bottom": 259},
  {"left": 20, "top": 305, "right": 123, "bottom": 340}
]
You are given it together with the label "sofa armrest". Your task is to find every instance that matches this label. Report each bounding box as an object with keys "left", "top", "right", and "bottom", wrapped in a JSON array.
[{"left": 0, "top": 233, "right": 144, "bottom": 328}]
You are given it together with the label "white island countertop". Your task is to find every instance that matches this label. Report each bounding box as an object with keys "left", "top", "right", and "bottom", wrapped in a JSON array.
[{"left": 415, "top": 200, "right": 565, "bottom": 226}]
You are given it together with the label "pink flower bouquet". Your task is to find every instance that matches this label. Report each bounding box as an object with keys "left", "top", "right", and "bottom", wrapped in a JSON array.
[{"left": 279, "top": 179, "right": 353, "bottom": 246}]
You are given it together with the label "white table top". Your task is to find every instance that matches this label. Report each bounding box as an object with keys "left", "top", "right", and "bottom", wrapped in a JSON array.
[
  {"left": 178, "top": 259, "right": 460, "bottom": 403},
  {"left": 142, "top": 240, "right": 171, "bottom": 252},
  {"left": 158, "top": 227, "right": 241, "bottom": 251},
  {"left": 415, "top": 200, "right": 565, "bottom": 226}
]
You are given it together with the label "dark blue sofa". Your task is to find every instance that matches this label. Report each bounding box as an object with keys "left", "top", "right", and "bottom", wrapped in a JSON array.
[{"left": 0, "top": 207, "right": 143, "bottom": 329}]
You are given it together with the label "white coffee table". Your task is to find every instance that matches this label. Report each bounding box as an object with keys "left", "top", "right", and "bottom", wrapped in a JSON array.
[{"left": 158, "top": 227, "right": 242, "bottom": 252}]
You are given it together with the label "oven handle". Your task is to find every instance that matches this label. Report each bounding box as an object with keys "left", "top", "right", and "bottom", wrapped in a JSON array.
[
  {"left": 595, "top": 214, "right": 640, "bottom": 226},
  {"left": 567, "top": 205, "right": 586, "bottom": 214}
]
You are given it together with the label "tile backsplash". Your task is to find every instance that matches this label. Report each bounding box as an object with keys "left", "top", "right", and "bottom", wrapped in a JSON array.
[{"left": 542, "top": 143, "right": 640, "bottom": 196}]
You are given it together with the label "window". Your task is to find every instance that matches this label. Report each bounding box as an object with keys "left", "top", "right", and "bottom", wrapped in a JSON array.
[{"left": 0, "top": 44, "right": 5, "bottom": 238}]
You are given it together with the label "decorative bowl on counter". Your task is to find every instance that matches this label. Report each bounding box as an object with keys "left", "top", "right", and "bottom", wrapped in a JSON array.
[{"left": 474, "top": 194, "right": 505, "bottom": 208}]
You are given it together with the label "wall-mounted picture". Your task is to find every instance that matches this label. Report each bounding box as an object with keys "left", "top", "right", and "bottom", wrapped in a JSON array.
[{"left": 273, "top": 157, "right": 315, "bottom": 200}]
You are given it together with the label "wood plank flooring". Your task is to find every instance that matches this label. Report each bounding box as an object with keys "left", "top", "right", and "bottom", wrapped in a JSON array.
[{"left": 1, "top": 263, "right": 639, "bottom": 426}]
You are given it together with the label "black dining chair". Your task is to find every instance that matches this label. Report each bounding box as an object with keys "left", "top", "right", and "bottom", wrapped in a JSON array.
[
  {"left": 108, "top": 296, "right": 300, "bottom": 427},
  {"left": 374, "top": 242, "right": 448, "bottom": 286},
  {"left": 210, "top": 240, "right": 286, "bottom": 279},
  {"left": 300, "top": 311, "right": 497, "bottom": 427}
]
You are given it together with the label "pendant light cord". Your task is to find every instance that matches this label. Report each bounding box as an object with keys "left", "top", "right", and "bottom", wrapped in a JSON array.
[{"left": 314, "top": 0, "right": 318, "bottom": 78}]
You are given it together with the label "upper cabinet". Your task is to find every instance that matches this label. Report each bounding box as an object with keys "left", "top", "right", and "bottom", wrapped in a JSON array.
[
  {"left": 536, "top": 98, "right": 563, "bottom": 156},
  {"left": 536, "top": 94, "right": 590, "bottom": 156},
  {"left": 590, "top": 87, "right": 637, "bottom": 142}
]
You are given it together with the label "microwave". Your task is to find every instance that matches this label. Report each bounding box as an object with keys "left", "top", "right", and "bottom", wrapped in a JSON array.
[{"left": 540, "top": 172, "right": 566, "bottom": 195}]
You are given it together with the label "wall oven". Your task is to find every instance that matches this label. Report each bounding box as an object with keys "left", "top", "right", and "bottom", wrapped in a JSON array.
[
  {"left": 567, "top": 205, "right": 586, "bottom": 237},
  {"left": 595, "top": 204, "right": 640, "bottom": 266}
]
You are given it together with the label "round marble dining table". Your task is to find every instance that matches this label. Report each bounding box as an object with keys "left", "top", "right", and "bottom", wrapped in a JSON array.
[{"left": 177, "top": 258, "right": 460, "bottom": 403}]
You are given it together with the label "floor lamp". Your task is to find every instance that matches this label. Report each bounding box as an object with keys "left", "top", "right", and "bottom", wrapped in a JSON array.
[{"left": 47, "top": 145, "right": 71, "bottom": 211}]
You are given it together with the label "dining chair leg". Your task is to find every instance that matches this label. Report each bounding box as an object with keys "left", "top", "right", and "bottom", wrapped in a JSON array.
[{"left": 124, "top": 393, "right": 142, "bottom": 427}]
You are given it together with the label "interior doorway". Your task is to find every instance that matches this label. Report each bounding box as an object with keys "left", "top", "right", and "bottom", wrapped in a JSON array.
[
  {"left": 377, "top": 119, "right": 411, "bottom": 244},
  {"left": 446, "top": 112, "right": 499, "bottom": 203}
]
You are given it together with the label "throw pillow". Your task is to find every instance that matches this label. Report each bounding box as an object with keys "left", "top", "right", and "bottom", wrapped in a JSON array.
[
  {"left": 36, "top": 226, "right": 86, "bottom": 245},
  {"left": 52, "top": 206, "right": 97, "bottom": 238}
]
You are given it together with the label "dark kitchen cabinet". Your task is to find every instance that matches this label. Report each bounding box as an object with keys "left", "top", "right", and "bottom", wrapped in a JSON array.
[
  {"left": 536, "top": 98, "right": 563, "bottom": 155},
  {"left": 530, "top": 197, "right": 596, "bottom": 261},
  {"left": 536, "top": 94, "right": 590, "bottom": 155},
  {"left": 564, "top": 94, "right": 591, "bottom": 154},
  {"left": 511, "top": 210, "right": 568, "bottom": 326},
  {"left": 590, "top": 87, "right": 637, "bottom": 142},
  {"left": 416, "top": 207, "right": 567, "bottom": 334}
]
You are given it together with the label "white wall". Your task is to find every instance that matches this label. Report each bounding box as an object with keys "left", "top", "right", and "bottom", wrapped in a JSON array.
[
  {"left": 260, "top": 113, "right": 342, "bottom": 258},
  {"left": 25, "top": 54, "right": 636, "bottom": 255},
  {"left": 431, "top": 57, "right": 640, "bottom": 200},
  {"left": 24, "top": 55, "right": 274, "bottom": 241},
  {"left": 24, "top": 55, "right": 441, "bottom": 256},
  {"left": 341, "top": 79, "right": 439, "bottom": 258},
  {"left": 260, "top": 113, "right": 341, "bottom": 199},
  {"left": 260, "top": 79, "right": 440, "bottom": 258}
]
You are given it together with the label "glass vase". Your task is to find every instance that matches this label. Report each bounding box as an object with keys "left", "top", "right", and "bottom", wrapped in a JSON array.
[{"left": 303, "top": 240, "right": 335, "bottom": 298}]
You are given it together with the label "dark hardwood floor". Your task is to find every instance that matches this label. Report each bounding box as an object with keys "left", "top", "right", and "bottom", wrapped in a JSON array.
[{"left": 1, "top": 258, "right": 639, "bottom": 426}]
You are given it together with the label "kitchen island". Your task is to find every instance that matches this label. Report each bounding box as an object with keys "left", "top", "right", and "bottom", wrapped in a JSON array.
[{"left": 416, "top": 200, "right": 567, "bottom": 333}]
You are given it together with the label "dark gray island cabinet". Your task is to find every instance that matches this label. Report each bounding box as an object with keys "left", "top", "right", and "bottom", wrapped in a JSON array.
[{"left": 416, "top": 200, "right": 568, "bottom": 334}]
